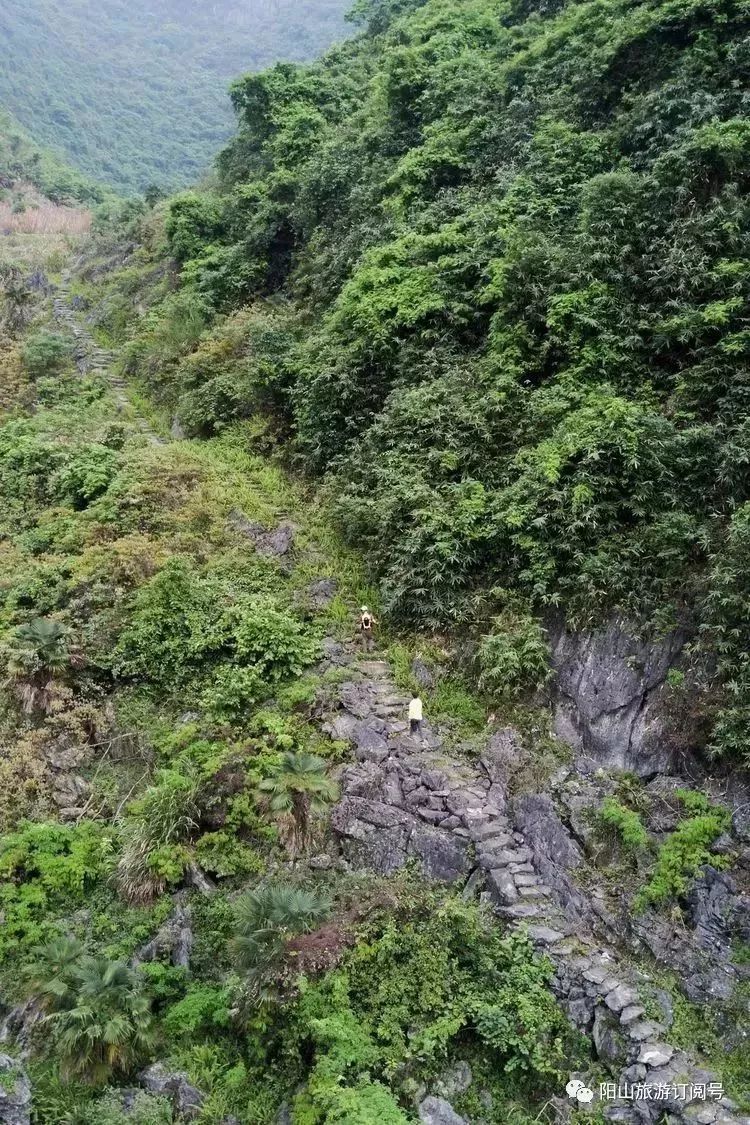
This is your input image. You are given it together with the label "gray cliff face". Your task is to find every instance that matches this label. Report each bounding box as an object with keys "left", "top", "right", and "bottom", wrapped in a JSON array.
[{"left": 550, "top": 617, "right": 688, "bottom": 776}]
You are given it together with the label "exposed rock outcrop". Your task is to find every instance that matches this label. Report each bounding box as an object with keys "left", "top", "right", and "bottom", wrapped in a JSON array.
[
  {"left": 320, "top": 645, "right": 747, "bottom": 1125},
  {"left": 227, "top": 512, "right": 297, "bottom": 560},
  {"left": 418, "top": 1096, "right": 468, "bottom": 1125},
  {"left": 133, "top": 897, "right": 193, "bottom": 969},
  {"left": 139, "top": 1063, "right": 204, "bottom": 1121},
  {"left": 0, "top": 1055, "right": 31, "bottom": 1125},
  {"left": 550, "top": 617, "right": 687, "bottom": 776}
]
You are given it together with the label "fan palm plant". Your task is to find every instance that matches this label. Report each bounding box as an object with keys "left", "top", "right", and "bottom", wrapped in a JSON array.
[
  {"left": 233, "top": 883, "right": 331, "bottom": 972},
  {"left": 257, "top": 751, "right": 339, "bottom": 858},
  {"left": 26, "top": 939, "right": 155, "bottom": 1084},
  {"left": 232, "top": 883, "right": 330, "bottom": 1007},
  {"left": 4, "top": 617, "right": 79, "bottom": 714},
  {"left": 23, "top": 935, "right": 83, "bottom": 1013}
]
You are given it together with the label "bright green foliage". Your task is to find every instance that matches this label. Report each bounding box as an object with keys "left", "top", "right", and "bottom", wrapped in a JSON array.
[
  {"left": 0, "top": 822, "right": 113, "bottom": 963},
  {"left": 479, "top": 601, "right": 551, "bottom": 700},
  {"left": 76, "top": 1089, "right": 172, "bottom": 1125},
  {"left": 637, "top": 801, "right": 731, "bottom": 910},
  {"left": 290, "top": 896, "right": 579, "bottom": 1116},
  {"left": 705, "top": 504, "right": 750, "bottom": 763},
  {"left": 25, "top": 938, "right": 156, "bottom": 1084},
  {"left": 129, "top": 0, "right": 750, "bottom": 752},
  {"left": 52, "top": 445, "right": 120, "bottom": 509},
  {"left": 20, "top": 331, "right": 72, "bottom": 380},
  {"left": 112, "top": 558, "right": 318, "bottom": 701},
  {"left": 194, "top": 830, "right": 264, "bottom": 879},
  {"left": 162, "top": 983, "right": 232, "bottom": 1040},
  {"left": 166, "top": 194, "right": 226, "bottom": 264},
  {"left": 598, "top": 798, "right": 650, "bottom": 855}
]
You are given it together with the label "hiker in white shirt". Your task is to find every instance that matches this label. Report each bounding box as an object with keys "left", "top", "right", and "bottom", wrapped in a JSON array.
[
  {"left": 358, "top": 605, "right": 377, "bottom": 652},
  {"left": 408, "top": 692, "right": 423, "bottom": 736}
]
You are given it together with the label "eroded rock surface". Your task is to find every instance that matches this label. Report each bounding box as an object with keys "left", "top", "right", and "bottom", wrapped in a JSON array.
[
  {"left": 320, "top": 645, "right": 747, "bottom": 1125},
  {"left": 550, "top": 617, "right": 686, "bottom": 776},
  {"left": 0, "top": 1055, "right": 31, "bottom": 1125},
  {"left": 139, "top": 1063, "right": 205, "bottom": 1121}
]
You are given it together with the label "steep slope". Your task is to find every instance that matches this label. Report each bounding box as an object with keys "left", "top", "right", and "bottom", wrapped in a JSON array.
[
  {"left": 0, "top": 107, "right": 106, "bottom": 204},
  {"left": 0, "top": 0, "right": 350, "bottom": 193},
  {"left": 2, "top": 254, "right": 748, "bottom": 1120},
  {"left": 120, "top": 0, "right": 750, "bottom": 772},
  {"left": 0, "top": 217, "right": 595, "bottom": 1125}
]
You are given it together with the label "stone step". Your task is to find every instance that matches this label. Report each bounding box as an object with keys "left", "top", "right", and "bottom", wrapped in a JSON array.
[
  {"left": 498, "top": 902, "right": 542, "bottom": 919},
  {"left": 518, "top": 884, "right": 550, "bottom": 898}
]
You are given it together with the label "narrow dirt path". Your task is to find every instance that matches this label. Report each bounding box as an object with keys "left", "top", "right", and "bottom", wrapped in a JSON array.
[
  {"left": 320, "top": 642, "right": 746, "bottom": 1125},
  {"left": 53, "top": 275, "right": 164, "bottom": 445}
]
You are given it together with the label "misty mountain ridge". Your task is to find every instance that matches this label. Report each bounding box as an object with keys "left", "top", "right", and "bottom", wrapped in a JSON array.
[{"left": 0, "top": 0, "right": 351, "bottom": 194}]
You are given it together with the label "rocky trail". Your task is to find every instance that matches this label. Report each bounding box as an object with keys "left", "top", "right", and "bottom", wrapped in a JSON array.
[
  {"left": 53, "top": 275, "right": 164, "bottom": 445},
  {"left": 7, "top": 281, "right": 745, "bottom": 1124},
  {"left": 317, "top": 640, "right": 748, "bottom": 1125}
]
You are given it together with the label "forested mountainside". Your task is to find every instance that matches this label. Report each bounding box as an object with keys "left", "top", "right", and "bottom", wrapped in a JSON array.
[
  {"left": 0, "top": 0, "right": 350, "bottom": 194},
  {"left": 1, "top": 0, "right": 750, "bottom": 1122},
  {"left": 110, "top": 0, "right": 750, "bottom": 767},
  {"left": 0, "top": 109, "right": 107, "bottom": 205}
]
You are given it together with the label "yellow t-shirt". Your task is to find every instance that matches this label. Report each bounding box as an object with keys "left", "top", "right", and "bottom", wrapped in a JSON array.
[{"left": 408, "top": 698, "right": 423, "bottom": 721}]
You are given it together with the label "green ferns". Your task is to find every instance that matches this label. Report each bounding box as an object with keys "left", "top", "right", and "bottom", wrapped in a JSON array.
[
  {"left": 598, "top": 798, "right": 650, "bottom": 856},
  {"left": 636, "top": 793, "right": 730, "bottom": 910}
]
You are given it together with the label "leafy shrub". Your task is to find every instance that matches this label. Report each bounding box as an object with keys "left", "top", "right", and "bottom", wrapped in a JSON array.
[
  {"left": 21, "top": 330, "right": 71, "bottom": 379},
  {"left": 478, "top": 602, "right": 551, "bottom": 700},
  {"left": 290, "top": 895, "right": 579, "bottom": 1114},
  {"left": 111, "top": 557, "right": 224, "bottom": 684},
  {"left": 163, "top": 983, "right": 232, "bottom": 1040},
  {"left": 705, "top": 502, "right": 750, "bottom": 764},
  {"left": 427, "top": 678, "right": 485, "bottom": 731},
  {"left": 636, "top": 804, "right": 731, "bottom": 911},
  {"left": 78, "top": 1089, "right": 172, "bottom": 1125},
  {"left": 166, "top": 192, "right": 225, "bottom": 263},
  {"left": 116, "top": 770, "right": 198, "bottom": 903},
  {"left": 201, "top": 663, "right": 267, "bottom": 722},
  {"left": 0, "top": 822, "right": 113, "bottom": 963},
  {"left": 228, "top": 598, "right": 319, "bottom": 683},
  {"left": 51, "top": 445, "right": 119, "bottom": 508},
  {"left": 113, "top": 559, "right": 317, "bottom": 705},
  {"left": 597, "top": 798, "right": 650, "bottom": 855},
  {"left": 195, "top": 830, "right": 265, "bottom": 878}
]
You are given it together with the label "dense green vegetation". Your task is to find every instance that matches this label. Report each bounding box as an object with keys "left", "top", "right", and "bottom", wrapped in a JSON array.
[
  {"left": 0, "top": 108, "right": 106, "bottom": 204},
  {"left": 0, "top": 222, "right": 590, "bottom": 1120},
  {"left": 106, "top": 0, "right": 750, "bottom": 760},
  {"left": 2, "top": 0, "right": 750, "bottom": 1117},
  {"left": 0, "top": 0, "right": 350, "bottom": 194}
]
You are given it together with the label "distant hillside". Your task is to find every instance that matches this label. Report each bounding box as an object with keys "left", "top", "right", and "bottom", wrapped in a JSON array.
[
  {"left": 0, "top": 0, "right": 350, "bottom": 195},
  {"left": 0, "top": 108, "right": 106, "bottom": 204}
]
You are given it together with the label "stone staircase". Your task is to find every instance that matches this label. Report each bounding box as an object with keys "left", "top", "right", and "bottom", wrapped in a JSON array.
[
  {"left": 53, "top": 276, "right": 163, "bottom": 444},
  {"left": 320, "top": 643, "right": 748, "bottom": 1125}
]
